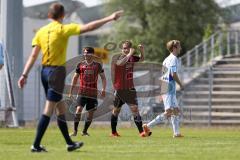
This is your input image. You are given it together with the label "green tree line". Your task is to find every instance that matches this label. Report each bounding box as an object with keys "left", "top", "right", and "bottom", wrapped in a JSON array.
[{"left": 101, "top": 0, "right": 222, "bottom": 62}]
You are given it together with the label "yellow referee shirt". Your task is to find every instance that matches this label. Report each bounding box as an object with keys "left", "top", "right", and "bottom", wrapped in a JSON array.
[{"left": 32, "top": 21, "right": 81, "bottom": 66}]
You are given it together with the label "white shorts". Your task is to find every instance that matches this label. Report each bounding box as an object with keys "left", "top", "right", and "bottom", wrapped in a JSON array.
[{"left": 162, "top": 94, "right": 179, "bottom": 110}]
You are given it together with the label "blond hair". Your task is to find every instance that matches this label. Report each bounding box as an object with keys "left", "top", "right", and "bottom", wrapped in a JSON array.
[{"left": 166, "top": 40, "right": 180, "bottom": 52}]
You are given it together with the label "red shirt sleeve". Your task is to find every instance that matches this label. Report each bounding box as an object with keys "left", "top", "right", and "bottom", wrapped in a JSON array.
[{"left": 129, "top": 55, "right": 140, "bottom": 62}]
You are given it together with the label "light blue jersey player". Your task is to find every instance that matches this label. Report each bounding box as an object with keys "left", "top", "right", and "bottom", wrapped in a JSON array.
[
  {"left": 143, "top": 40, "right": 184, "bottom": 138},
  {"left": 162, "top": 51, "right": 179, "bottom": 110}
]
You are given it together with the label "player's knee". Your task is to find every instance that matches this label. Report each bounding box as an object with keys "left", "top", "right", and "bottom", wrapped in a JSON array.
[
  {"left": 173, "top": 108, "right": 180, "bottom": 115},
  {"left": 87, "top": 111, "right": 94, "bottom": 119},
  {"left": 75, "top": 114, "right": 81, "bottom": 121},
  {"left": 165, "top": 109, "right": 172, "bottom": 117},
  {"left": 75, "top": 113, "right": 81, "bottom": 118},
  {"left": 87, "top": 117, "right": 93, "bottom": 121},
  {"left": 131, "top": 107, "right": 139, "bottom": 114},
  {"left": 56, "top": 108, "right": 65, "bottom": 116},
  {"left": 112, "top": 107, "right": 120, "bottom": 115},
  {"left": 43, "top": 110, "right": 53, "bottom": 117},
  {"left": 76, "top": 107, "right": 83, "bottom": 114}
]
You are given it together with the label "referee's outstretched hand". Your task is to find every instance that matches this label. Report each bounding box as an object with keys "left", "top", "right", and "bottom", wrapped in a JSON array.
[{"left": 110, "top": 10, "right": 124, "bottom": 21}]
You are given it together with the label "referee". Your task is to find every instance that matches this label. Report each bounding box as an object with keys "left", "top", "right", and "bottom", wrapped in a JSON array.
[{"left": 18, "top": 3, "right": 123, "bottom": 152}]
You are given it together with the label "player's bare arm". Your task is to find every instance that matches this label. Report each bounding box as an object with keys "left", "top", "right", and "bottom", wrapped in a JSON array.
[
  {"left": 138, "top": 44, "right": 144, "bottom": 62},
  {"left": 100, "top": 72, "right": 107, "bottom": 97},
  {"left": 69, "top": 73, "right": 79, "bottom": 98},
  {"left": 172, "top": 72, "right": 184, "bottom": 90},
  {"left": 80, "top": 10, "right": 123, "bottom": 34},
  {"left": 116, "top": 48, "right": 135, "bottom": 66},
  {"left": 18, "top": 46, "right": 41, "bottom": 89}
]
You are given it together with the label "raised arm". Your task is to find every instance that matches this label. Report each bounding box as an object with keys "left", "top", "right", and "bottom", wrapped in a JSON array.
[
  {"left": 18, "top": 46, "right": 41, "bottom": 88},
  {"left": 138, "top": 44, "right": 144, "bottom": 62},
  {"left": 80, "top": 10, "right": 123, "bottom": 34},
  {"left": 116, "top": 48, "right": 135, "bottom": 66}
]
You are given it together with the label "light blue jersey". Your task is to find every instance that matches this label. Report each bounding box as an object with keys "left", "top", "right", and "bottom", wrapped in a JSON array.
[{"left": 161, "top": 53, "right": 179, "bottom": 109}]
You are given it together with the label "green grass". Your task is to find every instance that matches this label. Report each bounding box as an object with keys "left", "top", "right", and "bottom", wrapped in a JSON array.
[{"left": 0, "top": 126, "right": 240, "bottom": 160}]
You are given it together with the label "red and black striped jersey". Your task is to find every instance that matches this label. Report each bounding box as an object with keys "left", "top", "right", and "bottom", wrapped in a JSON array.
[
  {"left": 114, "top": 55, "right": 140, "bottom": 90},
  {"left": 76, "top": 61, "right": 104, "bottom": 97}
]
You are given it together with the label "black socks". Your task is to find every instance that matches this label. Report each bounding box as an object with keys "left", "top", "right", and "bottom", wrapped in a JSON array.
[
  {"left": 111, "top": 114, "right": 118, "bottom": 133},
  {"left": 33, "top": 115, "right": 50, "bottom": 148}
]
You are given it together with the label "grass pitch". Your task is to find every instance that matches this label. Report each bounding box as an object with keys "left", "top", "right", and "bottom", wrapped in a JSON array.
[{"left": 0, "top": 126, "right": 240, "bottom": 160}]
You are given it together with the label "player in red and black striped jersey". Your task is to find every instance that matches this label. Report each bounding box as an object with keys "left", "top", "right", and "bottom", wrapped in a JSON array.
[
  {"left": 113, "top": 53, "right": 140, "bottom": 90},
  {"left": 69, "top": 47, "right": 106, "bottom": 136},
  {"left": 110, "top": 40, "right": 151, "bottom": 137}
]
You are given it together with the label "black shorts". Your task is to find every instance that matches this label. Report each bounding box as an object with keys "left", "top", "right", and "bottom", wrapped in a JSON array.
[
  {"left": 76, "top": 96, "right": 98, "bottom": 111},
  {"left": 113, "top": 88, "right": 138, "bottom": 108}
]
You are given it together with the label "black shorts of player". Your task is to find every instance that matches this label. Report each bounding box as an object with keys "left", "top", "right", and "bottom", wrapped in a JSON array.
[
  {"left": 41, "top": 66, "right": 66, "bottom": 102},
  {"left": 113, "top": 88, "right": 138, "bottom": 108},
  {"left": 76, "top": 96, "right": 98, "bottom": 111}
]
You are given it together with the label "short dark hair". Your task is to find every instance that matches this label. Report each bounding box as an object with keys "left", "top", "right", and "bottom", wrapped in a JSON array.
[
  {"left": 83, "top": 47, "right": 94, "bottom": 54},
  {"left": 48, "top": 3, "right": 65, "bottom": 20}
]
